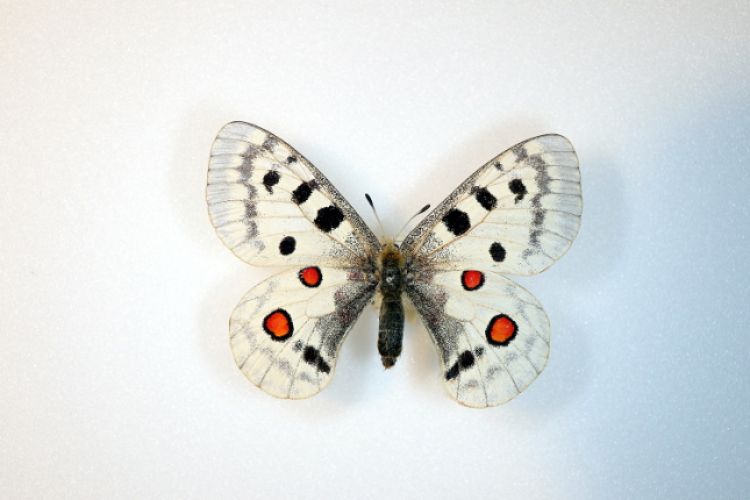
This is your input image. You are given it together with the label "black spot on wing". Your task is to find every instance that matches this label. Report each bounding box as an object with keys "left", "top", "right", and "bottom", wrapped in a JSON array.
[
  {"left": 472, "top": 186, "right": 497, "bottom": 211},
  {"left": 302, "top": 345, "right": 318, "bottom": 364},
  {"left": 292, "top": 181, "right": 313, "bottom": 205},
  {"left": 262, "top": 170, "right": 280, "bottom": 194},
  {"left": 489, "top": 242, "right": 506, "bottom": 262},
  {"left": 459, "top": 350, "right": 475, "bottom": 368},
  {"left": 279, "top": 236, "right": 296, "bottom": 255},
  {"left": 317, "top": 358, "right": 331, "bottom": 374},
  {"left": 445, "top": 350, "right": 476, "bottom": 380},
  {"left": 508, "top": 178, "right": 527, "bottom": 202},
  {"left": 302, "top": 345, "right": 331, "bottom": 374},
  {"left": 292, "top": 181, "right": 315, "bottom": 205},
  {"left": 442, "top": 208, "right": 471, "bottom": 236},
  {"left": 314, "top": 205, "right": 344, "bottom": 232}
]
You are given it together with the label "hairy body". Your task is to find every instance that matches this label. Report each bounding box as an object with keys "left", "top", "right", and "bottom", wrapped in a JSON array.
[{"left": 376, "top": 242, "right": 406, "bottom": 368}]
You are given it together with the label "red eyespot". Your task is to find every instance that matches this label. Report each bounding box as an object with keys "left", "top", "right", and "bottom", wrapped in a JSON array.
[
  {"left": 263, "top": 309, "right": 293, "bottom": 340},
  {"left": 461, "top": 270, "right": 485, "bottom": 291},
  {"left": 298, "top": 266, "right": 322, "bottom": 287},
  {"left": 485, "top": 314, "right": 517, "bottom": 346}
]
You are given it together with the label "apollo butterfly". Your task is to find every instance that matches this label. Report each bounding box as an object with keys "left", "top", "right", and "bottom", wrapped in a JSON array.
[{"left": 207, "top": 122, "right": 582, "bottom": 407}]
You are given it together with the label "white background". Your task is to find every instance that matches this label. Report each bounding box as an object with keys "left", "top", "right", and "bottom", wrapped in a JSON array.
[{"left": 2, "top": 2, "right": 748, "bottom": 499}]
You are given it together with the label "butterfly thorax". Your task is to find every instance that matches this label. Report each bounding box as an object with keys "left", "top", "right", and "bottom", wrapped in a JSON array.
[
  {"left": 378, "top": 242, "right": 405, "bottom": 297},
  {"left": 377, "top": 242, "right": 405, "bottom": 369}
]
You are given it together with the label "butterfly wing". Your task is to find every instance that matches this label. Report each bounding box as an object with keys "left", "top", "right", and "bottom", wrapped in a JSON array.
[
  {"left": 406, "top": 268, "right": 550, "bottom": 407},
  {"left": 207, "top": 121, "right": 380, "bottom": 267},
  {"left": 400, "top": 134, "right": 581, "bottom": 275},
  {"left": 402, "top": 134, "right": 581, "bottom": 406},
  {"left": 230, "top": 266, "right": 377, "bottom": 399}
]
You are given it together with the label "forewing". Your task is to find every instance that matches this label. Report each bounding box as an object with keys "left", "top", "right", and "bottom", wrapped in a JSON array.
[
  {"left": 406, "top": 269, "right": 550, "bottom": 407},
  {"left": 207, "top": 121, "right": 380, "bottom": 267},
  {"left": 401, "top": 134, "right": 581, "bottom": 275},
  {"left": 230, "top": 266, "right": 377, "bottom": 399}
]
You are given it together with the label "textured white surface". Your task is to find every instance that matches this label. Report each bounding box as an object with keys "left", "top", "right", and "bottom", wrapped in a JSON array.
[{"left": 1, "top": 2, "right": 749, "bottom": 499}]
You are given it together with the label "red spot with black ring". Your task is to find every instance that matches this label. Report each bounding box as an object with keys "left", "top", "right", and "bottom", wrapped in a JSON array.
[
  {"left": 262, "top": 309, "right": 293, "bottom": 341},
  {"left": 298, "top": 266, "right": 322, "bottom": 288},
  {"left": 461, "top": 270, "right": 485, "bottom": 291},
  {"left": 486, "top": 314, "right": 517, "bottom": 346}
]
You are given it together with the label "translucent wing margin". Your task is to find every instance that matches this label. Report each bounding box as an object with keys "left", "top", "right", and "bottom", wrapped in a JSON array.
[
  {"left": 400, "top": 134, "right": 581, "bottom": 275},
  {"left": 207, "top": 122, "right": 380, "bottom": 267},
  {"left": 230, "top": 266, "right": 377, "bottom": 399},
  {"left": 406, "top": 269, "right": 550, "bottom": 407}
]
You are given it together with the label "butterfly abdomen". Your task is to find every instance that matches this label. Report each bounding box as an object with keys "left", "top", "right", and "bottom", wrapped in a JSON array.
[
  {"left": 378, "top": 298, "right": 403, "bottom": 368},
  {"left": 377, "top": 243, "right": 405, "bottom": 368}
]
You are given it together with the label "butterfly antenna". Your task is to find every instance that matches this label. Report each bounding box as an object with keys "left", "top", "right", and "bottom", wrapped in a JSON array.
[
  {"left": 365, "top": 193, "right": 386, "bottom": 238},
  {"left": 394, "top": 203, "right": 431, "bottom": 244}
]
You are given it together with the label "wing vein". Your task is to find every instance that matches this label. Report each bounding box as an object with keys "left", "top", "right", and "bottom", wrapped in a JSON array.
[
  {"left": 468, "top": 322, "right": 520, "bottom": 395},
  {"left": 461, "top": 329, "right": 489, "bottom": 406},
  {"left": 257, "top": 317, "right": 313, "bottom": 387}
]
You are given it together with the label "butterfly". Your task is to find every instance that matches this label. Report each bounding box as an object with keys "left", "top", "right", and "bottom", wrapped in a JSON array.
[{"left": 206, "top": 121, "right": 582, "bottom": 407}]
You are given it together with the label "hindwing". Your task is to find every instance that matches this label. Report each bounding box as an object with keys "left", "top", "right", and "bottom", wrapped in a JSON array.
[
  {"left": 230, "top": 266, "right": 377, "bottom": 399},
  {"left": 406, "top": 268, "right": 550, "bottom": 407}
]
